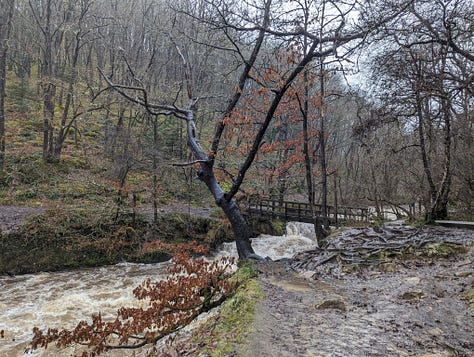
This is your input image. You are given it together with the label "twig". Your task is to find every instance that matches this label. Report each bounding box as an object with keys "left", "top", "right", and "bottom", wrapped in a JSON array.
[{"left": 172, "top": 159, "right": 209, "bottom": 167}]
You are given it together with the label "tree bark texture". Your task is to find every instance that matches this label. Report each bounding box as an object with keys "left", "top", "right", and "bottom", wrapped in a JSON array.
[{"left": 0, "top": 0, "right": 14, "bottom": 169}]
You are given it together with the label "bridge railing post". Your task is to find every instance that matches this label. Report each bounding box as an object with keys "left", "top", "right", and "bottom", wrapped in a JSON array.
[{"left": 249, "top": 196, "right": 369, "bottom": 224}]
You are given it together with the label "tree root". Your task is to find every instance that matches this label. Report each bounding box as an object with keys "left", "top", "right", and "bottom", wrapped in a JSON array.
[{"left": 290, "top": 225, "right": 469, "bottom": 275}]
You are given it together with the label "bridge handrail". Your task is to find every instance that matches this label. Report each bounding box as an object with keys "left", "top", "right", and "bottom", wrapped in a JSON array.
[
  {"left": 246, "top": 195, "right": 368, "bottom": 211},
  {"left": 245, "top": 195, "right": 369, "bottom": 223}
]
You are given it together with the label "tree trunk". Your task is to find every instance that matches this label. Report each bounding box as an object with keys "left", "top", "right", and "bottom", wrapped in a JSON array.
[
  {"left": 197, "top": 161, "right": 258, "bottom": 260},
  {"left": 318, "top": 58, "right": 329, "bottom": 229},
  {"left": 152, "top": 116, "right": 159, "bottom": 223},
  {"left": 301, "top": 84, "right": 325, "bottom": 247},
  {"left": 300, "top": 6, "right": 326, "bottom": 247},
  {"left": 430, "top": 94, "right": 452, "bottom": 220},
  {"left": 415, "top": 63, "right": 452, "bottom": 221},
  {"left": 183, "top": 105, "right": 258, "bottom": 260},
  {"left": 415, "top": 91, "right": 437, "bottom": 222},
  {"left": 219, "top": 199, "right": 256, "bottom": 258},
  {"left": 53, "top": 32, "right": 81, "bottom": 162},
  {"left": 39, "top": 0, "right": 56, "bottom": 163},
  {"left": 0, "top": 0, "right": 14, "bottom": 169}
]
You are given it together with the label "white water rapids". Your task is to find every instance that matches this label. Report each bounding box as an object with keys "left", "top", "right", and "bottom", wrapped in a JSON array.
[{"left": 0, "top": 222, "right": 317, "bottom": 356}]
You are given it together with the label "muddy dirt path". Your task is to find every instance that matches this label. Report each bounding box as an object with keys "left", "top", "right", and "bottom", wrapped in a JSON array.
[
  {"left": 0, "top": 205, "right": 43, "bottom": 233},
  {"left": 247, "top": 227, "right": 474, "bottom": 357}
]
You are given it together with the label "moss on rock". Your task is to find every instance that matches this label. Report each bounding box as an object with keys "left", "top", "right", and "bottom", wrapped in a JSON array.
[{"left": 249, "top": 216, "right": 285, "bottom": 236}]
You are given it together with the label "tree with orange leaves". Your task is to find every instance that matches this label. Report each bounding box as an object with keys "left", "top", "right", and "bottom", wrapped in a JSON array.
[
  {"left": 100, "top": 0, "right": 410, "bottom": 259},
  {"left": 28, "top": 242, "right": 235, "bottom": 356}
]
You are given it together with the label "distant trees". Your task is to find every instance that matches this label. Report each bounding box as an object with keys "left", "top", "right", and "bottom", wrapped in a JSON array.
[
  {"left": 368, "top": 0, "right": 474, "bottom": 220},
  {"left": 0, "top": 0, "right": 471, "bottom": 226},
  {"left": 26, "top": 0, "right": 98, "bottom": 162}
]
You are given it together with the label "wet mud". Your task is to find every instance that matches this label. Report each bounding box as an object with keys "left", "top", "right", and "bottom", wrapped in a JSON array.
[
  {"left": 0, "top": 205, "right": 43, "bottom": 233},
  {"left": 248, "top": 227, "right": 474, "bottom": 357}
]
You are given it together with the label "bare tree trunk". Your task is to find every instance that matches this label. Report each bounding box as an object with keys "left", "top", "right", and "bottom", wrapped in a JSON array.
[
  {"left": 152, "top": 116, "right": 159, "bottom": 223},
  {"left": 430, "top": 94, "right": 452, "bottom": 219},
  {"left": 115, "top": 163, "right": 131, "bottom": 222},
  {"left": 36, "top": 0, "right": 56, "bottom": 162},
  {"left": 277, "top": 129, "right": 290, "bottom": 205},
  {"left": 0, "top": 0, "right": 14, "bottom": 169},
  {"left": 318, "top": 4, "right": 329, "bottom": 230},
  {"left": 415, "top": 85, "right": 452, "bottom": 221},
  {"left": 318, "top": 62, "right": 328, "bottom": 229},
  {"left": 53, "top": 31, "right": 81, "bottom": 161},
  {"left": 415, "top": 91, "right": 437, "bottom": 221},
  {"left": 303, "top": 112, "right": 326, "bottom": 246},
  {"left": 299, "top": 2, "right": 326, "bottom": 246}
]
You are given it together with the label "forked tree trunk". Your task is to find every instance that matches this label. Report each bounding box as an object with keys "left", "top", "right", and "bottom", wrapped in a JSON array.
[
  {"left": 185, "top": 108, "right": 258, "bottom": 260},
  {"left": 197, "top": 166, "right": 258, "bottom": 259}
]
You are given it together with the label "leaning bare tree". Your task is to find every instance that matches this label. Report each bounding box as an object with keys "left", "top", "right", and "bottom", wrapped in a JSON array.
[{"left": 100, "top": 0, "right": 408, "bottom": 259}]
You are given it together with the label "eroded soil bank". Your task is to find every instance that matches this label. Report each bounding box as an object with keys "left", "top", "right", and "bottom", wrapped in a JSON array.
[
  {"left": 246, "top": 225, "right": 474, "bottom": 357},
  {"left": 0, "top": 204, "right": 283, "bottom": 275}
]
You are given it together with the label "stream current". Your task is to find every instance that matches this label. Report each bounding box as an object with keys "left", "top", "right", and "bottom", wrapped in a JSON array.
[{"left": 0, "top": 222, "right": 317, "bottom": 356}]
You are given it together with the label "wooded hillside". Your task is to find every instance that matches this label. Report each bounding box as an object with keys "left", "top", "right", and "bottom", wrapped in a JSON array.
[{"left": 0, "top": 0, "right": 472, "bottom": 225}]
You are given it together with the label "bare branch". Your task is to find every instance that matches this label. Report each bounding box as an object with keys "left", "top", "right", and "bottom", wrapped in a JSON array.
[
  {"left": 97, "top": 67, "right": 188, "bottom": 119},
  {"left": 172, "top": 159, "right": 209, "bottom": 167}
]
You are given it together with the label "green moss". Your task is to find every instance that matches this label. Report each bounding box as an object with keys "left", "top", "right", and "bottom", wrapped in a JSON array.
[
  {"left": 270, "top": 219, "right": 285, "bottom": 236},
  {"left": 461, "top": 281, "right": 474, "bottom": 309},
  {"left": 249, "top": 216, "right": 285, "bottom": 236},
  {"left": 193, "top": 262, "right": 264, "bottom": 356},
  {"left": 0, "top": 209, "right": 224, "bottom": 275},
  {"left": 421, "top": 243, "right": 467, "bottom": 258},
  {"left": 150, "top": 213, "right": 213, "bottom": 243}
]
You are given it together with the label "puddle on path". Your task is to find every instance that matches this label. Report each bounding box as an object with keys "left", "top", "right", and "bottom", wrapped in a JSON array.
[{"left": 247, "top": 228, "right": 474, "bottom": 357}]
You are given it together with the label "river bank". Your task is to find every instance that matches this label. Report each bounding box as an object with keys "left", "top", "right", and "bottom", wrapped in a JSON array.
[
  {"left": 0, "top": 204, "right": 285, "bottom": 275},
  {"left": 2, "top": 206, "right": 473, "bottom": 357},
  {"left": 0, "top": 220, "right": 315, "bottom": 356}
]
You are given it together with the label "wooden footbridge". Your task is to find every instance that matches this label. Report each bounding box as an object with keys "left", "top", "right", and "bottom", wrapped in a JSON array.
[{"left": 243, "top": 196, "right": 369, "bottom": 225}]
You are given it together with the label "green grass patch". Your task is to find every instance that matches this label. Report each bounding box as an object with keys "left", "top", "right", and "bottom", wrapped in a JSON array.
[{"left": 190, "top": 262, "right": 264, "bottom": 356}]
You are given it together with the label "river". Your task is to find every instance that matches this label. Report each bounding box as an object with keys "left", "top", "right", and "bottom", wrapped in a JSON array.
[{"left": 0, "top": 222, "right": 317, "bottom": 356}]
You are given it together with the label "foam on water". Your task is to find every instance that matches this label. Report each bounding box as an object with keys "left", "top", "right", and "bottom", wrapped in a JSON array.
[
  {"left": 0, "top": 222, "right": 315, "bottom": 356},
  {"left": 217, "top": 221, "right": 318, "bottom": 260},
  {"left": 0, "top": 262, "right": 168, "bottom": 356}
]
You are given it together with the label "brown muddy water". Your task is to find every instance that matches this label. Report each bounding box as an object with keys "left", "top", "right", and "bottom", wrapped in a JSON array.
[{"left": 0, "top": 223, "right": 317, "bottom": 356}]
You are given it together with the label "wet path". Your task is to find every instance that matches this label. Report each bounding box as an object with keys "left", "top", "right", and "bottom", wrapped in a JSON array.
[{"left": 248, "top": 240, "right": 474, "bottom": 357}]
